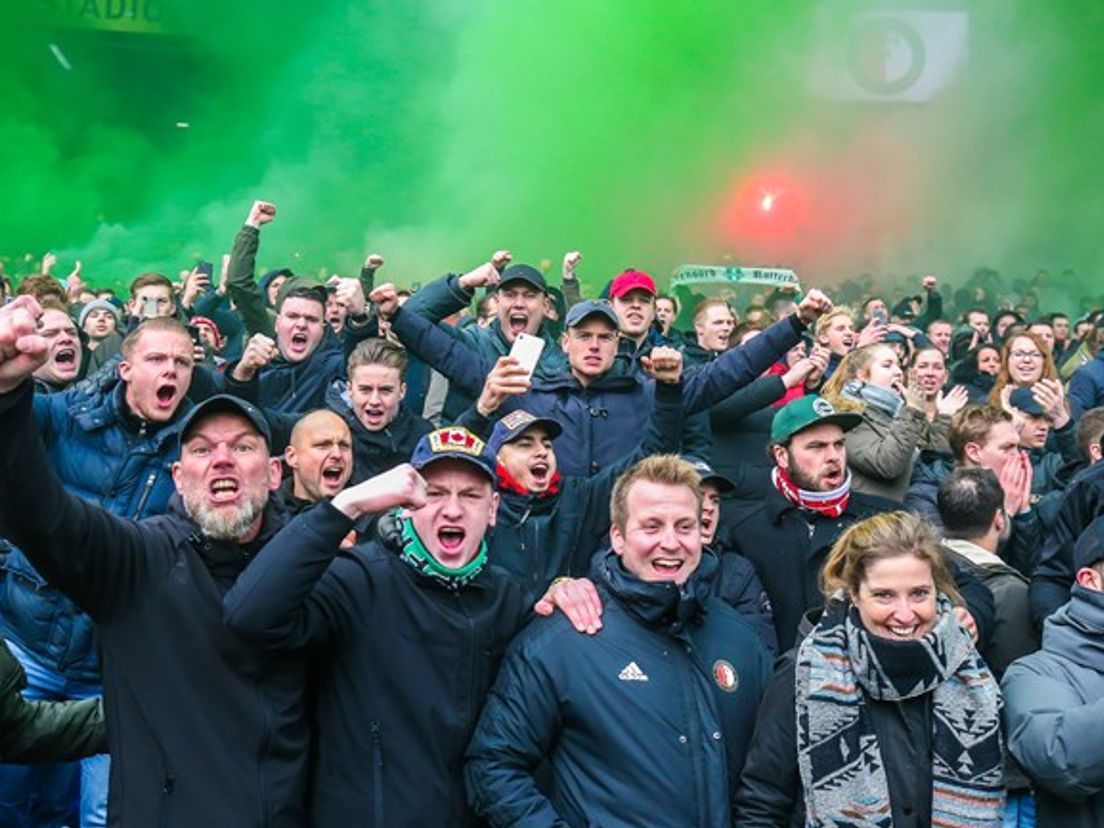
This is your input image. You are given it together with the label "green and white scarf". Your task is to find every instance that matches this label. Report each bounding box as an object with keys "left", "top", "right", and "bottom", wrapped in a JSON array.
[{"left": 396, "top": 512, "right": 487, "bottom": 589}]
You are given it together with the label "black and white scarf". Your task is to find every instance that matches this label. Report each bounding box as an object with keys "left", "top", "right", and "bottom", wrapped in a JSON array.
[{"left": 795, "top": 597, "right": 1004, "bottom": 827}]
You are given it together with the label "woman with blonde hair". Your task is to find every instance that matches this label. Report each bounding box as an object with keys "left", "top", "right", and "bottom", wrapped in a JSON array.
[
  {"left": 820, "top": 344, "right": 963, "bottom": 501},
  {"left": 735, "top": 511, "right": 1005, "bottom": 827}
]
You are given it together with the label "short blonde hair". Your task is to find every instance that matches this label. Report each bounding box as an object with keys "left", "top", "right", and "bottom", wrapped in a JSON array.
[
  {"left": 814, "top": 306, "right": 855, "bottom": 339},
  {"left": 610, "top": 454, "right": 702, "bottom": 532}
]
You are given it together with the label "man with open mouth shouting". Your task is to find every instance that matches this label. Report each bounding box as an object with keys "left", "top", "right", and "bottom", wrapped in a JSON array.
[
  {"left": 453, "top": 342, "right": 685, "bottom": 607},
  {"left": 223, "top": 427, "right": 597, "bottom": 827},
  {"left": 393, "top": 250, "right": 569, "bottom": 422},
  {"left": 224, "top": 200, "right": 377, "bottom": 415},
  {"left": 31, "top": 302, "right": 83, "bottom": 394},
  {"left": 0, "top": 294, "right": 311, "bottom": 827},
  {"left": 0, "top": 308, "right": 262, "bottom": 828}
]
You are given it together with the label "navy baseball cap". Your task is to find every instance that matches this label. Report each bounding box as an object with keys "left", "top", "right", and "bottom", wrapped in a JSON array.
[
  {"left": 685, "top": 458, "right": 734, "bottom": 493},
  {"left": 488, "top": 410, "right": 563, "bottom": 456},
  {"left": 411, "top": 427, "right": 496, "bottom": 482},
  {"left": 1074, "top": 516, "right": 1104, "bottom": 571},
  {"left": 1009, "top": 387, "right": 1046, "bottom": 417},
  {"left": 565, "top": 299, "right": 619, "bottom": 329},
  {"left": 498, "top": 264, "right": 547, "bottom": 293},
  {"left": 179, "top": 395, "right": 272, "bottom": 448}
]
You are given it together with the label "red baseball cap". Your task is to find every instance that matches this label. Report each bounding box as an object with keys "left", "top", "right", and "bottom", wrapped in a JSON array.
[{"left": 609, "top": 270, "right": 657, "bottom": 299}]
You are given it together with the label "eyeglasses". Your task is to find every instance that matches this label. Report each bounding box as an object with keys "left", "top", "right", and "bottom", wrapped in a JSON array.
[{"left": 1010, "top": 350, "right": 1043, "bottom": 361}]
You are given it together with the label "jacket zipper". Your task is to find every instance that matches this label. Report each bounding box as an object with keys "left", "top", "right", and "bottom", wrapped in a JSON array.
[
  {"left": 370, "top": 720, "right": 384, "bottom": 827},
  {"left": 132, "top": 471, "right": 159, "bottom": 518},
  {"left": 158, "top": 772, "right": 175, "bottom": 828}
]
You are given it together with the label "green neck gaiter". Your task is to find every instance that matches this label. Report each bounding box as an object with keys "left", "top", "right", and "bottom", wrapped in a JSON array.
[{"left": 397, "top": 511, "right": 487, "bottom": 589}]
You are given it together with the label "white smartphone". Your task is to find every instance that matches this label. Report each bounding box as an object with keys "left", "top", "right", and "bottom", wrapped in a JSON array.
[{"left": 509, "top": 332, "right": 545, "bottom": 378}]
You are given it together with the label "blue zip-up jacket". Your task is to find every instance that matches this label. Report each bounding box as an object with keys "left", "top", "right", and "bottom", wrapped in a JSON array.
[
  {"left": 457, "top": 378, "right": 684, "bottom": 602},
  {"left": 0, "top": 382, "right": 191, "bottom": 682},
  {"left": 392, "top": 306, "right": 805, "bottom": 477},
  {"left": 404, "top": 273, "right": 568, "bottom": 421},
  {"left": 1069, "top": 350, "right": 1104, "bottom": 421},
  {"left": 464, "top": 550, "right": 773, "bottom": 828}
]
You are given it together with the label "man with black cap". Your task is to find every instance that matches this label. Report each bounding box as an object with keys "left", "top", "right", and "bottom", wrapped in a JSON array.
[
  {"left": 380, "top": 283, "right": 835, "bottom": 477},
  {"left": 397, "top": 251, "right": 568, "bottom": 420},
  {"left": 1004, "top": 515, "right": 1104, "bottom": 828},
  {"left": 0, "top": 295, "right": 310, "bottom": 827},
  {"left": 223, "top": 426, "right": 594, "bottom": 827},
  {"left": 725, "top": 395, "right": 993, "bottom": 649}
]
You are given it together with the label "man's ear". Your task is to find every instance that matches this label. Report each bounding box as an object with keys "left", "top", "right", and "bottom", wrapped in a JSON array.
[
  {"left": 284, "top": 446, "right": 298, "bottom": 471},
  {"left": 610, "top": 523, "right": 625, "bottom": 556},
  {"left": 267, "top": 456, "right": 283, "bottom": 492},
  {"left": 963, "top": 442, "right": 982, "bottom": 466},
  {"left": 487, "top": 491, "right": 499, "bottom": 528},
  {"left": 772, "top": 443, "right": 789, "bottom": 470}
]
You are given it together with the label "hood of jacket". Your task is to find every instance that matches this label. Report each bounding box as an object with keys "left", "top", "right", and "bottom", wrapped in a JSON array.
[{"left": 1041, "top": 585, "right": 1104, "bottom": 672}]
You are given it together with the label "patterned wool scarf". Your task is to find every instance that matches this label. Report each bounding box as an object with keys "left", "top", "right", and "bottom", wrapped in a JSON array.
[
  {"left": 795, "top": 598, "right": 1004, "bottom": 828},
  {"left": 772, "top": 466, "right": 852, "bottom": 519}
]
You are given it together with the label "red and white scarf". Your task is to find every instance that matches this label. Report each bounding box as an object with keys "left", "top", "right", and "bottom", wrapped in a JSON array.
[{"left": 771, "top": 466, "right": 852, "bottom": 518}]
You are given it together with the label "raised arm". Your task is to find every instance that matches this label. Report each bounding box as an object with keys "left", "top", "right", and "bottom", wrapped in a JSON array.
[
  {"left": 373, "top": 283, "right": 491, "bottom": 399},
  {"left": 226, "top": 200, "right": 278, "bottom": 338},
  {"left": 682, "top": 290, "right": 831, "bottom": 414},
  {"left": 223, "top": 465, "right": 427, "bottom": 649},
  {"left": 0, "top": 298, "right": 153, "bottom": 621}
]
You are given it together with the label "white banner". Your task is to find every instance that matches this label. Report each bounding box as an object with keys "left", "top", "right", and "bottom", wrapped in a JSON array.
[
  {"left": 672, "top": 265, "right": 801, "bottom": 290},
  {"left": 810, "top": 10, "right": 969, "bottom": 103}
]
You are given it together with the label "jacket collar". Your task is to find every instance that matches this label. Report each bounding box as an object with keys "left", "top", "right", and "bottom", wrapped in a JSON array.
[
  {"left": 596, "top": 548, "right": 717, "bottom": 634},
  {"left": 1043, "top": 585, "right": 1104, "bottom": 670},
  {"left": 171, "top": 494, "right": 290, "bottom": 588}
]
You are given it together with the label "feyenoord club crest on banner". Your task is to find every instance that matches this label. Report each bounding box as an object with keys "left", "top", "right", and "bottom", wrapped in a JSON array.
[{"left": 810, "top": 8, "right": 969, "bottom": 104}]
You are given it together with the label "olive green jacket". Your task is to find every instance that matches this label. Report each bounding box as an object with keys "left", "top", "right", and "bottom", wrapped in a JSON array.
[{"left": 0, "top": 640, "right": 107, "bottom": 763}]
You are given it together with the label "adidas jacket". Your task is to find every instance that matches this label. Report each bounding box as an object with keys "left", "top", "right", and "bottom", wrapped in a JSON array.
[{"left": 465, "top": 550, "right": 773, "bottom": 827}]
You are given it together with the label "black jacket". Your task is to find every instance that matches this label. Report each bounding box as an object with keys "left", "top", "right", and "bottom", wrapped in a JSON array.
[
  {"left": 223, "top": 503, "right": 525, "bottom": 828},
  {"left": 465, "top": 550, "right": 773, "bottom": 828},
  {"left": 0, "top": 637, "right": 107, "bottom": 763},
  {"left": 325, "top": 384, "right": 434, "bottom": 485},
  {"left": 734, "top": 613, "right": 934, "bottom": 828},
  {"left": 1030, "top": 460, "right": 1104, "bottom": 628},
  {"left": 726, "top": 486, "right": 995, "bottom": 650},
  {"left": 0, "top": 382, "right": 308, "bottom": 828}
]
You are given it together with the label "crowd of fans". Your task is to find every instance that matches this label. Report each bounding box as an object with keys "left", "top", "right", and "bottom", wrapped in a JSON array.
[{"left": 0, "top": 198, "right": 1103, "bottom": 827}]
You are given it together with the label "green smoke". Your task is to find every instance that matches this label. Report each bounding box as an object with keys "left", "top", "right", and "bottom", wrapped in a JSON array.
[{"left": 1, "top": 0, "right": 1101, "bottom": 313}]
